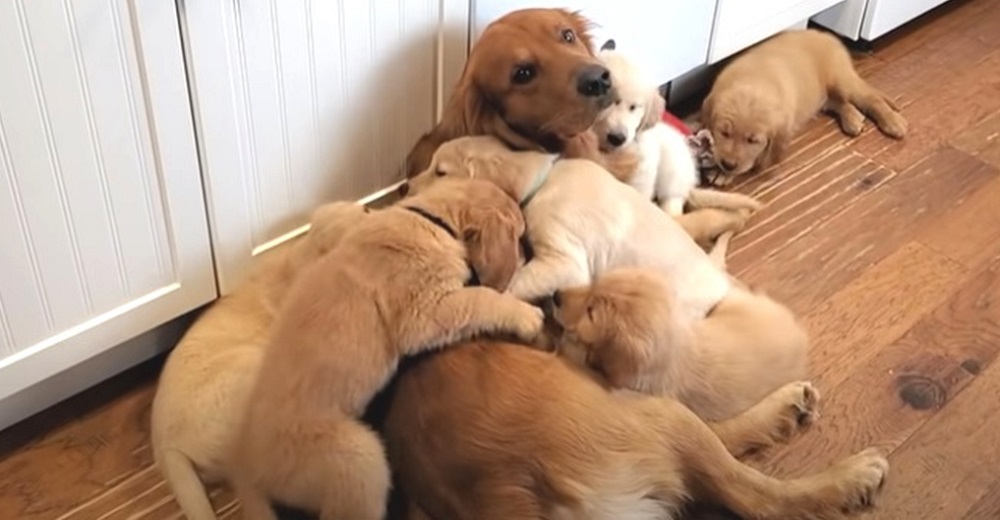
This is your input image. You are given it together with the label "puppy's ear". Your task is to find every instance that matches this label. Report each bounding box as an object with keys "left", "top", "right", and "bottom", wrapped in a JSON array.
[
  {"left": 639, "top": 91, "right": 667, "bottom": 132},
  {"left": 700, "top": 93, "right": 716, "bottom": 129},
  {"left": 600, "top": 39, "right": 616, "bottom": 51},
  {"left": 584, "top": 317, "right": 645, "bottom": 390},
  {"left": 463, "top": 209, "right": 522, "bottom": 291},
  {"left": 760, "top": 127, "right": 790, "bottom": 170}
]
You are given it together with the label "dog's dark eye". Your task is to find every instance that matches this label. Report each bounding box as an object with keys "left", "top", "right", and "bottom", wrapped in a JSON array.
[
  {"left": 363, "top": 206, "right": 371, "bottom": 214},
  {"left": 747, "top": 135, "right": 762, "bottom": 144},
  {"left": 434, "top": 167, "right": 446, "bottom": 177},
  {"left": 585, "top": 305, "right": 595, "bottom": 321},
  {"left": 511, "top": 64, "right": 536, "bottom": 85},
  {"left": 561, "top": 29, "right": 575, "bottom": 43},
  {"left": 720, "top": 130, "right": 731, "bottom": 139},
  {"left": 629, "top": 104, "right": 638, "bottom": 112}
]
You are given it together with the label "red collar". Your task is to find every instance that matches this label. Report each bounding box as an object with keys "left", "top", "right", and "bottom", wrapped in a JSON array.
[{"left": 660, "top": 110, "right": 692, "bottom": 136}]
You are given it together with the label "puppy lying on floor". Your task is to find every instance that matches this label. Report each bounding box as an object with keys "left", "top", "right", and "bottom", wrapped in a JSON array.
[
  {"left": 405, "top": 135, "right": 756, "bottom": 313},
  {"left": 150, "top": 201, "right": 369, "bottom": 520},
  {"left": 228, "top": 178, "right": 543, "bottom": 520},
  {"left": 552, "top": 246, "right": 808, "bottom": 423},
  {"left": 405, "top": 8, "right": 639, "bottom": 183},
  {"left": 383, "top": 341, "right": 889, "bottom": 520},
  {"left": 594, "top": 40, "right": 760, "bottom": 217},
  {"left": 702, "top": 29, "right": 907, "bottom": 186}
]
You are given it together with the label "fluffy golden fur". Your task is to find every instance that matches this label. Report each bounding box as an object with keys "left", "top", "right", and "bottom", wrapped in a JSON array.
[
  {"left": 383, "top": 342, "right": 889, "bottom": 520},
  {"left": 404, "top": 8, "right": 638, "bottom": 182},
  {"left": 150, "top": 201, "right": 369, "bottom": 520},
  {"left": 228, "top": 178, "right": 544, "bottom": 519},
  {"left": 552, "top": 263, "right": 809, "bottom": 422},
  {"left": 702, "top": 29, "right": 907, "bottom": 184}
]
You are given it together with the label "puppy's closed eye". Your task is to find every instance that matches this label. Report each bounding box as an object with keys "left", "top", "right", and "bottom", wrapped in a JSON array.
[{"left": 746, "top": 135, "right": 763, "bottom": 145}]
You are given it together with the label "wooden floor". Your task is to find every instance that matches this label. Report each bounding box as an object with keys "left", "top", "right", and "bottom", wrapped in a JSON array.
[{"left": 4, "top": 1, "right": 1000, "bottom": 518}]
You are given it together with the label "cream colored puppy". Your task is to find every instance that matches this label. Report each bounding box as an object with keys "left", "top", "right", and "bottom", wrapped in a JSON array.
[
  {"left": 406, "top": 136, "right": 753, "bottom": 317},
  {"left": 229, "top": 178, "right": 543, "bottom": 520},
  {"left": 150, "top": 201, "right": 370, "bottom": 520}
]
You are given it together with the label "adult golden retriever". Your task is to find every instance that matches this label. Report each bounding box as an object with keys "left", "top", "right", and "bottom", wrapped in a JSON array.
[
  {"left": 383, "top": 341, "right": 888, "bottom": 520},
  {"left": 404, "top": 8, "right": 638, "bottom": 182},
  {"left": 151, "top": 202, "right": 368, "bottom": 520},
  {"left": 228, "top": 178, "right": 543, "bottom": 520},
  {"left": 702, "top": 29, "right": 907, "bottom": 184}
]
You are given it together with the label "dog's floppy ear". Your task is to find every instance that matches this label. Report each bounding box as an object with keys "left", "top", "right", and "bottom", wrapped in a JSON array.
[
  {"left": 600, "top": 39, "right": 616, "bottom": 51},
  {"left": 699, "top": 93, "right": 716, "bottom": 129},
  {"left": 639, "top": 91, "right": 666, "bottom": 132},
  {"left": 759, "top": 127, "right": 790, "bottom": 170},
  {"left": 463, "top": 208, "right": 523, "bottom": 291}
]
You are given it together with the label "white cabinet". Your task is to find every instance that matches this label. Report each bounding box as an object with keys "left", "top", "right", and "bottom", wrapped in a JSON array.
[
  {"left": 708, "top": 0, "right": 846, "bottom": 63},
  {"left": 813, "top": 0, "right": 955, "bottom": 41},
  {"left": 0, "top": 0, "right": 215, "bottom": 421},
  {"left": 471, "top": 1, "right": 717, "bottom": 86},
  {"left": 181, "top": 0, "right": 470, "bottom": 293}
]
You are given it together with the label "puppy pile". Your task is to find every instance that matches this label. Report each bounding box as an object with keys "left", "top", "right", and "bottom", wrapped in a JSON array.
[{"left": 151, "top": 9, "right": 907, "bottom": 520}]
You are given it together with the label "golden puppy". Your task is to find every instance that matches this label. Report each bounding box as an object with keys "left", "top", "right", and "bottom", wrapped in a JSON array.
[
  {"left": 150, "top": 201, "right": 369, "bottom": 520},
  {"left": 383, "top": 342, "right": 889, "bottom": 520},
  {"left": 405, "top": 8, "right": 639, "bottom": 183},
  {"left": 229, "top": 178, "right": 543, "bottom": 520},
  {"left": 702, "top": 29, "right": 907, "bottom": 184},
  {"left": 552, "top": 265, "right": 808, "bottom": 422}
]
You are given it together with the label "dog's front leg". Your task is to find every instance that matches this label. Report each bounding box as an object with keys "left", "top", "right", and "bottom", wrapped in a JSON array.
[
  {"left": 506, "top": 253, "right": 589, "bottom": 302},
  {"left": 397, "top": 287, "right": 544, "bottom": 354}
]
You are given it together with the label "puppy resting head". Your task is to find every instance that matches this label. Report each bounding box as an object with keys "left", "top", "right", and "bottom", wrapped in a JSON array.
[
  {"left": 551, "top": 268, "right": 687, "bottom": 392},
  {"left": 593, "top": 40, "right": 666, "bottom": 151},
  {"left": 406, "top": 8, "right": 611, "bottom": 176},
  {"left": 411, "top": 177, "right": 528, "bottom": 291},
  {"left": 405, "top": 136, "right": 556, "bottom": 204},
  {"left": 701, "top": 86, "right": 789, "bottom": 178}
]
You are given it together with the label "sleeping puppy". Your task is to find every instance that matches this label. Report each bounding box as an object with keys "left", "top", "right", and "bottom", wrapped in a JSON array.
[
  {"left": 703, "top": 29, "right": 907, "bottom": 185},
  {"left": 405, "top": 136, "right": 754, "bottom": 314},
  {"left": 150, "top": 201, "right": 369, "bottom": 520},
  {"left": 594, "top": 39, "right": 762, "bottom": 216},
  {"left": 383, "top": 341, "right": 889, "bottom": 520},
  {"left": 404, "top": 8, "right": 639, "bottom": 183},
  {"left": 552, "top": 263, "right": 809, "bottom": 423},
  {"left": 228, "top": 178, "right": 544, "bottom": 520}
]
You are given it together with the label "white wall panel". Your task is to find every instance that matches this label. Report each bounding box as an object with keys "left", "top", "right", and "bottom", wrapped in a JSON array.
[
  {"left": 182, "top": 0, "right": 470, "bottom": 293},
  {"left": 0, "top": 0, "right": 215, "bottom": 416}
]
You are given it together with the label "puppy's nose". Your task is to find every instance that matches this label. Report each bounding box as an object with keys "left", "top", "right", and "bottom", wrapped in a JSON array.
[
  {"left": 577, "top": 65, "right": 612, "bottom": 97},
  {"left": 606, "top": 132, "right": 626, "bottom": 148},
  {"left": 397, "top": 182, "right": 410, "bottom": 197},
  {"left": 552, "top": 290, "right": 562, "bottom": 307},
  {"left": 719, "top": 160, "right": 737, "bottom": 172}
]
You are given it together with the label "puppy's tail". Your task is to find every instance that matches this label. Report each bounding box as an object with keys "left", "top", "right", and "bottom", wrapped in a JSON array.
[
  {"left": 159, "top": 448, "right": 218, "bottom": 520},
  {"left": 687, "top": 188, "right": 763, "bottom": 212}
]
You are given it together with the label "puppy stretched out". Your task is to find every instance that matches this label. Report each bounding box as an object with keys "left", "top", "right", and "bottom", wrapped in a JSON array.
[
  {"left": 384, "top": 341, "right": 889, "bottom": 520},
  {"left": 150, "top": 201, "right": 369, "bottom": 520},
  {"left": 553, "top": 263, "right": 808, "bottom": 422},
  {"left": 702, "top": 29, "right": 907, "bottom": 185},
  {"left": 594, "top": 40, "right": 759, "bottom": 217},
  {"left": 229, "top": 178, "right": 543, "bottom": 520}
]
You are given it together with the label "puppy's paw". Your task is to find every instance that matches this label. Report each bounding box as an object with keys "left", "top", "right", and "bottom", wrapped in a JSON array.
[
  {"left": 879, "top": 112, "right": 908, "bottom": 140},
  {"left": 840, "top": 118, "right": 865, "bottom": 137},
  {"left": 509, "top": 302, "right": 545, "bottom": 341},
  {"left": 823, "top": 448, "right": 889, "bottom": 514},
  {"left": 765, "top": 381, "right": 821, "bottom": 444}
]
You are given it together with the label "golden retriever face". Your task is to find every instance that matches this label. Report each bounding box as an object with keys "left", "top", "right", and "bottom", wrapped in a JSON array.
[
  {"left": 551, "top": 268, "right": 678, "bottom": 391},
  {"left": 702, "top": 88, "right": 789, "bottom": 178},
  {"left": 405, "top": 136, "right": 556, "bottom": 202},
  {"left": 405, "top": 9, "right": 612, "bottom": 177},
  {"left": 593, "top": 41, "right": 665, "bottom": 151}
]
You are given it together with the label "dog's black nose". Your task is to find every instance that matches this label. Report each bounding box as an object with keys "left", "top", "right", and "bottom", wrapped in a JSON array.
[
  {"left": 719, "top": 160, "right": 737, "bottom": 172},
  {"left": 397, "top": 182, "right": 410, "bottom": 197},
  {"left": 577, "top": 65, "right": 611, "bottom": 97},
  {"left": 552, "top": 290, "right": 562, "bottom": 307},
  {"left": 607, "top": 132, "right": 626, "bottom": 147}
]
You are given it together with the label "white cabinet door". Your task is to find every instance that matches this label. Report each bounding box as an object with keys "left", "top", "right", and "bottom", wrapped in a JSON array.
[
  {"left": 708, "top": 0, "right": 846, "bottom": 63},
  {"left": 813, "top": 0, "right": 954, "bottom": 41},
  {"left": 471, "top": 1, "right": 717, "bottom": 85},
  {"left": 0, "top": 1, "right": 215, "bottom": 410},
  {"left": 182, "top": 0, "right": 470, "bottom": 293}
]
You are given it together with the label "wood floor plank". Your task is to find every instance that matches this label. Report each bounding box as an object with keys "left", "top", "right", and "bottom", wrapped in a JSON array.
[
  {"left": 874, "top": 311, "right": 1000, "bottom": 519},
  {"left": 760, "top": 258, "right": 1000, "bottom": 482},
  {"left": 736, "top": 146, "right": 996, "bottom": 312},
  {"left": 916, "top": 174, "right": 1000, "bottom": 269},
  {"left": 950, "top": 109, "right": 1000, "bottom": 169},
  {"left": 964, "top": 478, "right": 1000, "bottom": 520}
]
